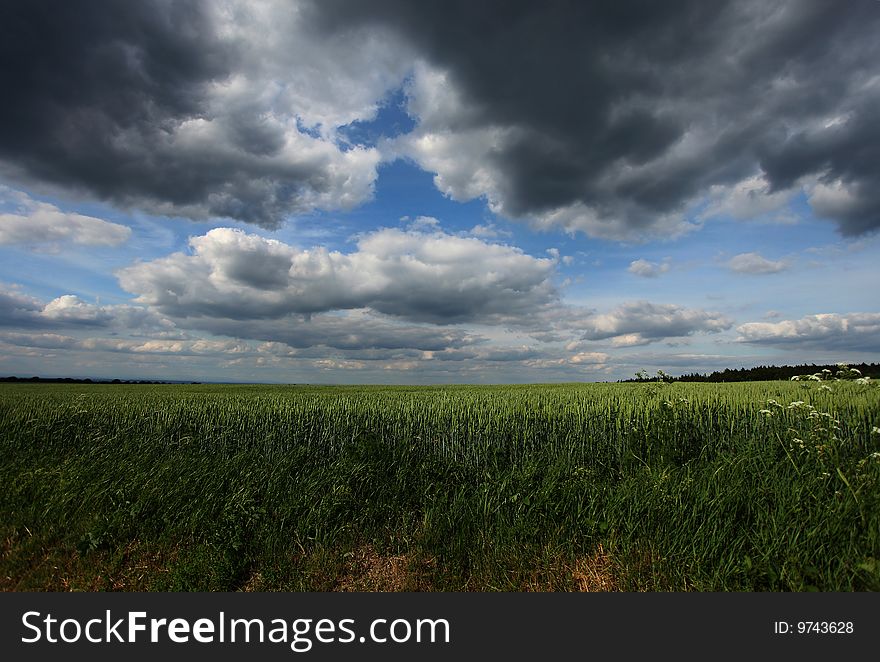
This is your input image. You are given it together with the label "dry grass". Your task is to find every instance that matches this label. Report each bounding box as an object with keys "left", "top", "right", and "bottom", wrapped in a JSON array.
[
  {"left": 240, "top": 571, "right": 266, "bottom": 592},
  {"left": 570, "top": 545, "right": 617, "bottom": 591},
  {"left": 2, "top": 529, "right": 625, "bottom": 592},
  {"left": 522, "top": 545, "right": 619, "bottom": 592},
  {"left": 335, "top": 545, "right": 416, "bottom": 592},
  {"left": 0, "top": 532, "right": 176, "bottom": 592}
]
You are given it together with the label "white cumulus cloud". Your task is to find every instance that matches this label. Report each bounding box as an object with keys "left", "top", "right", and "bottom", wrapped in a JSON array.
[
  {"left": 0, "top": 192, "right": 130, "bottom": 248},
  {"left": 628, "top": 258, "right": 670, "bottom": 278},
  {"left": 118, "top": 225, "right": 559, "bottom": 325},
  {"left": 726, "top": 252, "right": 789, "bottom": 274}
]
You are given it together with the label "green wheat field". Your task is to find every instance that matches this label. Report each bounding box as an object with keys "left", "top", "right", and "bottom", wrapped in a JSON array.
[{"left": 2, "top": 379, "right": 878, "bottom": 591}]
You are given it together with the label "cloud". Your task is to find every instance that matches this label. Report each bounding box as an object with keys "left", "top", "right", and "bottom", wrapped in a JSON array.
[
  {"left": 736, "top": 313, "right": 880, "bottom": 351},
  {"left": 181, "top": 311, "right": 481, "bottom": 353},
  {"left": 110, "top": 223, "right": 570, "bottom": 356},
  {"left": 700, "top": 175, "right": 796, "bottom": 223},
  {"left": 0, "top": 1, "right": 414, "bottom": 227},
  {"left": 628, "top": 258, "right": 670, "bottom": 278},
  {"left": 312, "top": 0, "right": 880, "bottom": 238},
  {"left": 0, "top": 288, "right": 45, "bottom": 328},
  {"left": 481, "top": 346, "right": 542, "bottom": 362},
  {"left": 0, "top": 284, "right": 485, "bottom": 356},
  {"left": 404, "top": 215, "right": 441, "bottom": 232},
  {"left": 39, "top": 295, "right": 171, "bottom": 331},
  {"left": 118, "top": 225, "right": 558, "bottom": 325},
  {"left": 4, "top": 1, "right": 877, "bottom": 240},
  {"left": 40, "top": 295, "right": 119, "bottom": 325},
  {"left": 805, "top": 177, "right": 880, "bottom": 235},
  {"left": 569, "top": 351, "right": 609, "bottom": 365},
  {"left": 0, "top": 332, "right": 80, "bottom": 351},
  {"left": 579, "top": 301, "right": 732, "bottom": 345},
  {"left": 468, "top": 223, "right": 511, "bottom": 239},
  {"left": 0, "top": 288, "right": 173, "bottom": 333},
  {"left": 726, "top": 252, "right": 789, "bottom": 274},
  {"left": 0, "top": 192, "right": 130, "bottom": 248},
  {"left": 0, "top": 331, "right": 248, "bottom": 356}
]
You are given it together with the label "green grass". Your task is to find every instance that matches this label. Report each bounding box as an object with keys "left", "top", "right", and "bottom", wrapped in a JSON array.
[{"left": 1, "top": 380, "right": 878, "bottom": 591}]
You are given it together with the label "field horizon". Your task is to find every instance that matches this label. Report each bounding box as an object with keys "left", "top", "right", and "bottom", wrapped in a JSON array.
[{"left": 5, "top": 361, "right": 879, "bottom": 387}]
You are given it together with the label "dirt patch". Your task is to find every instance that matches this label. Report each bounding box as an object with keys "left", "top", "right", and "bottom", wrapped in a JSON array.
[
  {"left": 335, "top": 545, "right": 418, "bottom": 592},
  {"left": 522, "top": 544, "right": 619, "bottom": 592},
  {"left": 570, "top": 545, "right": 617, "bottom": 591}
]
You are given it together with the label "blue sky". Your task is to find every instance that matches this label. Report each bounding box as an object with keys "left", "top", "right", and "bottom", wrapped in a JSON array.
[{"left": 0, "top": 1, "right": 878, "bottom": 383}]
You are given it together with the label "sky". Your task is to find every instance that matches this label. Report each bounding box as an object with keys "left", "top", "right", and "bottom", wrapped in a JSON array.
[{"left": 0, "top": 0, "right": 878, "bottom": 384}]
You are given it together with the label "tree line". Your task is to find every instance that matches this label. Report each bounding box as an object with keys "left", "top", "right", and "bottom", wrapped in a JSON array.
[{"left": 623, "top": 363, "right": 880, "bottom": 383}]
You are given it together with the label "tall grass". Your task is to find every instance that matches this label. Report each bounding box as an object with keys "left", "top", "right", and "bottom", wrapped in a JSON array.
[{"left": 1, "top": 380, "right": 878, "bottom": 590}]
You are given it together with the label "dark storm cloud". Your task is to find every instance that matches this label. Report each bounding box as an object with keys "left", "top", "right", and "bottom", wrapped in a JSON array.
[
  {"left": 0, "top": 0, "right": 382, "bottom": 227},
  {"left": 310, "top": 0, "right": 880, "bottom": 237},
  {"left": 0, "top": 1, "right": 224, "bottom": 200},
  {"left": 759, "top": 98, "right": 880, "bottom": 236},
  {"left": 3, "top": 1, "right": 878, "bottom": 237}
]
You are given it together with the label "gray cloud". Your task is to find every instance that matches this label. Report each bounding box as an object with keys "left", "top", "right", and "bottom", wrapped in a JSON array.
[
  {"left": 313, "top": 0, "right": 880, "bottom": 238},
  {"left": 186, "top": 312, "right": 481, "bottom": 353},
  {"left": 726, "top": 252, "right": 789, "bottom": 274},
  {"left": 0, "top": 1, "right": 411, "bottom": 227},
  {"left": 700, "top": 176, "right": 795, "bottom": 223},
  {"left": 0, "top": 289, "right": 173, "bottom": 333},
  {"left": 580, "top": 301, "right": 732, "bottom": 346},
  {"left": 0, "top": 289, "right": 44, "bottom": 328},
  {"left": 4, "top": 1, "right": 878, "bottom": 239},
  {"left": 760, "top": 99, "right": 880, "bottom": 237},
  {"left": 39, "top": 295, "right": 172, "bottom": 331},
  {"left": 0, "top": 331, "right": 248, "bottom": 356},
  {"left": 736, "top": 313, "right": 880, "bottom": 352},
  {"left": 0, "top": 189, "right": 130, "bottom": 247},
  {"left": 118, "top": 226, "right": 559, "bottom": 325},
  {"left": 0, "top": 284, "right": 486, "bottom": 355}
]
